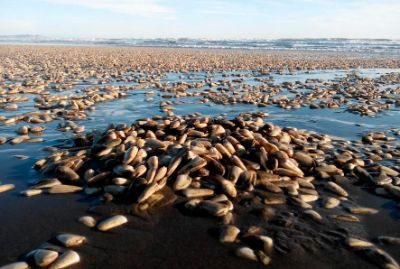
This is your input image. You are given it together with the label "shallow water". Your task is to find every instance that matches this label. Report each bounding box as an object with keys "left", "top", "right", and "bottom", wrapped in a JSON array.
[
  {"left": 1, "top": 68, "right": 400, "bottom": 144},
  {"left": 77, "top": 68, "right": 400, "bottom": 140},
  {"left": 0, "top": 68, "right": 399, "bottom": 187},
  {"left": 1, "top": 67, "right": 400, "bottom": 268}
]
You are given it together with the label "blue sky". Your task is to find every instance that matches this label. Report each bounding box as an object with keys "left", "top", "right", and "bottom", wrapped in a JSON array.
[{"left": 1, "top": 0, "right": 399, "bottom": 39}]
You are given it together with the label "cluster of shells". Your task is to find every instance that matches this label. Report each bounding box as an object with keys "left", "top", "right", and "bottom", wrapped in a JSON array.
[
  {"left": 1, "top": 46, "right": 400, "bottom": 148},
  {"left": 1, "top": 46, "right": 399, "bottom": 77},
  {"left": 0, "top": 233, "right": 84, "bottom": 269},
  {"left": 0, "top": 84, "right": 134, "bottom": 144},
  {"left": 7, "top": 112, "right": 395, "bottom": 268},
  {"left": 201, "top": 72, "right": 400, "bottom": 116},
  {"left": 0, "top": 208, "right": 129, "bottom": 269},
  {"left": 1, "top": 46, "right": 400, "bottom": 268}
]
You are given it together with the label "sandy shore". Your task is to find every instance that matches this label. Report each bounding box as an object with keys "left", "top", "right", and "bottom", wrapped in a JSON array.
[
  {"left": 1, "top": 151, "right": 398, "bottom": 269},
  {"left": 0, "top": 45, "right": 399, "bottom": 269}
]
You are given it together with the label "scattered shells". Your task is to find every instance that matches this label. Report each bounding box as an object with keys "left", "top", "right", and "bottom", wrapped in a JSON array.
[
  {"left": 324, "top": 197, "right": 340, "bottom": 209},
  {"left": 78, "top": 216, "right": 97, "bottom": 228},
  {"left": 46, "top": 185, "right": 82, "bottom": 194},
  {"left": 348, "top": 207, "right": 378, "bottom": 215},
  {"left": 0, "top": 262, "right": 29, "bottom": 269},
  {"left": 377, "top": 236, "right": 400, "bottom": 246},
  {"left": 1, "top": 47, "right": 400, "bottom": 269},
  {"left": 235, "top": 247, "right": 258, "bottom": 262},
  {"left": 31, "top": 249, "right": 59, "bottom": 267},
  {"left": 219, "top": 225, "right": 240, "bottom": 243},
  {"left": 97, "top": 215, "right": 128, "bottom": 231},
  {"left": 346, "top": 237, "right": 374, "bottom": 248},
  {"left": 0, "top": 184, "right": 15, "bottom": 194},
  {"left": 331, "top": 214, "right": 360, "bottom": 222},
  {"left": 325, "top": 182, "right": 348, "bottom": 197},
  {"left": 182, "top": 188, "right": 214, "bottom": 198},
  {"left": 20, "top": 189, "right": 43, "bottom": 197},
  {"left": 48, "top": 250, "right": 80, "bottom": 269},
  {"left": 56, "top": 234, "right": 86, "bottom": 247}
]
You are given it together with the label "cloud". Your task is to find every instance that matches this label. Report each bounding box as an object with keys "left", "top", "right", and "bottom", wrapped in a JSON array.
[
  {"left": 193, "top": 0, "right": 257, "bottom": 16},
  {"left": 43, "top": 0, "right": 175, "bottom": 18},
  {"left": 2, "top": 0, "right": 399, "bottom": 39},
  {"left": 248, "top": 0, "right": 400, "bottom": 39},
  {"left": 198, "top": 9, "right": 246, "bottom": 16},
  {"left": 304, "top": 2, "right": 400, "bottom": 38},
  {"left": 0, "top": 19, "right": 37, "bottom": 35}
]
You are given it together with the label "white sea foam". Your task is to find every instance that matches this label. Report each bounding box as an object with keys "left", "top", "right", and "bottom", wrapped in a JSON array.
[{"left": 1, "top": 36, "right": 400, "bottom": 55}]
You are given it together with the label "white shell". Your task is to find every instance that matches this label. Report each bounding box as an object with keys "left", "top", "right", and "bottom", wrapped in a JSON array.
[
  {"left": 49, "top": 250, "right": 80, "bottom": 269},
  {"left": 56, "top": 234, "right": 86, "bottom": 247},
  {"left": 97, "top": 215, "right": 128, "bottom": 231}
]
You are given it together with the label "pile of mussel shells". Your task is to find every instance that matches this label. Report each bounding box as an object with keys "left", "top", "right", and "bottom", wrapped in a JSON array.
[
  {"left": 23, "top": 113, "right": 399, "bottom": 268},
  {"left": 204, "top": 72, "right": 400, "bottom": 117}
]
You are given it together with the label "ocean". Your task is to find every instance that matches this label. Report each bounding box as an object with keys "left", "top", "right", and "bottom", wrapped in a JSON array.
[{"left": 1, "top": 36, "right": 400, "bottom": 55}]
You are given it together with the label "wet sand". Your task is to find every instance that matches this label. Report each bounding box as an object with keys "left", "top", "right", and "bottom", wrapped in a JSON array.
[
  {"left": 0, "top": 45, "right": 399, "bottom": 269},
  {"left": 1, "top": 153, "right": 398, "bottom": 269}
]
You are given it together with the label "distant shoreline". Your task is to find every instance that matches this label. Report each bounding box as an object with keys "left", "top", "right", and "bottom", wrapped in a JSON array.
[
  {"left": 0, "top": 37, "right": 400, "bottom": 55},
  {"left": 0, "top": 41, "right": 400, "bottom": 59}
]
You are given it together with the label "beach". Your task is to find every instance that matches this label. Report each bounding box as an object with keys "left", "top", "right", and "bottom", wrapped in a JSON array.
[{"left": 0, "top": 45, "right": 400, "bottom": 269}]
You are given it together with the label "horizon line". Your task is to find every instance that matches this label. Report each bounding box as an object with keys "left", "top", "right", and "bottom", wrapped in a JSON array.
[{"left": 0, "top": 34, "right": 399, "bottom": 41}]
